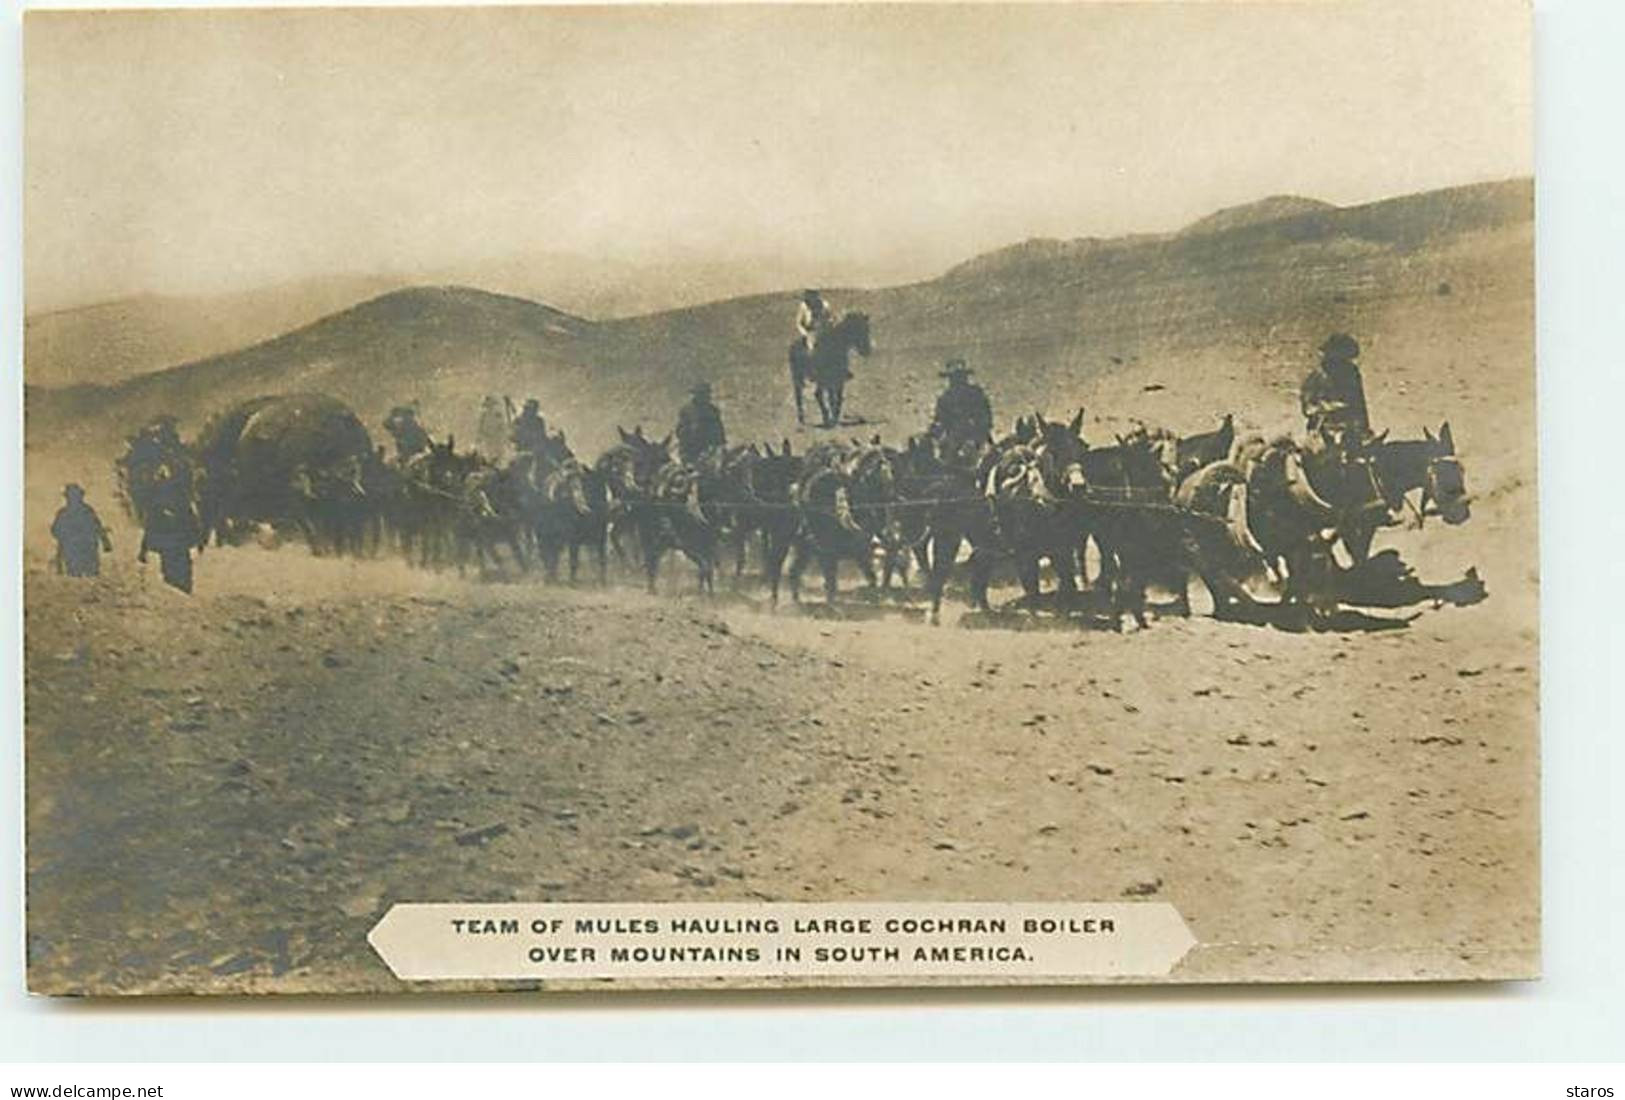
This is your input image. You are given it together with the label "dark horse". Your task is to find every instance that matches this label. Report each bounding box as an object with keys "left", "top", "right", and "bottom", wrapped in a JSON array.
[{"left": 788, "top": 312, "right": 873, "bottom": 428}]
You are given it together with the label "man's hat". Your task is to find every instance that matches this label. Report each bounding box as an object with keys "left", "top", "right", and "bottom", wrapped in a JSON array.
[
  {"left": 940, "top": 358, "right": 972, "bottom": 378},
  {"left": 523, "top": 397, "right": 540, "bottom": 411},
  {"left": 801, "top": 288, "right": 823, "bottom": 301},
  {"left": 690, "top": 381, "right": 713, "bottom": 395},
  {"left": 63, "top": 483, "right": 84, "bottom": 499},
  {"left": 1319, "top": 332, "right": 1361, "bottom": 359}
]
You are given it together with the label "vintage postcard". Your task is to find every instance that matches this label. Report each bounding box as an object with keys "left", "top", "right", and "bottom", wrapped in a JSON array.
[{"left": 22, "top": 1, "right": 1536, "bottom": 994}]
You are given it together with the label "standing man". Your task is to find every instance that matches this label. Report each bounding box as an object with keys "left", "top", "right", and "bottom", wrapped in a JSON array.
[
  {"left": 137, "top": 466, "right": 201, "bottom": 594},
  {"left": 675, "top": 382, "right": 727, "bottom": 466},
  {"left": 1300, "top": 332, "right": 1372, "bottom": 449},
  {"left": 50, "top": 483, "right": 113, "bottom": 577}
]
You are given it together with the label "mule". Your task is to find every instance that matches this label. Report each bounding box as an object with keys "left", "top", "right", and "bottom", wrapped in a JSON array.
[
  {"left": 612, "top": 431, "right": 718, "bottom": 595},
  {"left": 1300, "top": 421, "right": 1471, "bottom": 565},
  {"left": 782, "top": 439, "right": 897, "bottom": 605},
  {"left": 895, "top": 433, "right": 996, "bottom": 622},
  {"left": 1174, "top": 413, "right": 1236, "bottom": 480},
  {"left": 455, "top": 459, "right": 531, "bottom": 576},
  {"left": 967, "top": 410, "right": 1089, "bottom": 612}
]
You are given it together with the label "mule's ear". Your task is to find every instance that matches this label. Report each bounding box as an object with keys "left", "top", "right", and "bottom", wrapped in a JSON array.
[
  {"left": 1439, "top": 421, "right": 1454, "bottom": 452},
  {"left": 871, "top": 433, "right": 882, "bottom": 446},
  {"left": 783, "top": 438, "right": 793, "bottom": 456},
  {"left": 1034, "top": 410, "right": 1048, "bottom": 429},
  {"left": 659, "top": 433, "right": 673, "bottom": 450},
  {"left": 618, "top": 426, "right": 633, "bottom": 443},
  {"left": 1069, "top": 407, "right": 1086, "bottom": 435},
  {"left": 1423, "top": 424, "right": 1435, "bottom": 442},
  {"left": 763, "top": 441, "right": 775, "bottom": 457}
]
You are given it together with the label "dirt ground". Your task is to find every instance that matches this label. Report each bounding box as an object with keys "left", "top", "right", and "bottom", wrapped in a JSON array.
[{"left": 23, "top": 473, "right": 1537, "bottom": 993}]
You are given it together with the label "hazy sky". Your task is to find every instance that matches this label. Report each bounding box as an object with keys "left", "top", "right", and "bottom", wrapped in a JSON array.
[{"left": 25, "top": 1, "right": 1532, "bottom": 310}]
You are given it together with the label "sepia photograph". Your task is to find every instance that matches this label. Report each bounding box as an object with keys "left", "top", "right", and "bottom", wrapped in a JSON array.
[{"left": 21, "top": 0, "right": 1537, "bottom": 996}]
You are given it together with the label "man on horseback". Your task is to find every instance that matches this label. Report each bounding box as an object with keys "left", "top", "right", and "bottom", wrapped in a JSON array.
[
  {"left": 675, "top": 382, "right": 727, "bottom": 466},
  {"left": 511, "top": 398, "right": 551, "bottom": 457},
  {"left": 383, "top": 406, "right": 432, "bottom": 462},
  {"left": 1301, "top": 332, "right": 1372, "bottom": 452},
  {"left": 795, "top": 289, "right": 832, "bottom": 358},
  {"left": 930, "top": 359, "right": 994, "bottom": 460}
]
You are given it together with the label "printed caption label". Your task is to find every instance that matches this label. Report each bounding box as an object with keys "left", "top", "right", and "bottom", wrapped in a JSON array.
[{"left": 368, "top": 901, "right": 1197, "bottom": 981}]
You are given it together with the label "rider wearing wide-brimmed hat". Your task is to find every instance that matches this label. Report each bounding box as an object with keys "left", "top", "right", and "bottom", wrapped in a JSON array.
[
  {"left": 50, "top": 482, "right": 114, "bottom": 577},
  {"left": 795, "top": 289, "right": 832, "bottom": 357},
  {"left": 931, "top": 358, "right": 994, "bottom": 452},
  {"left": 1300, "top": 332, "right": 1371, "bottom": 446},
  {"left": 510, "top": 397, "right": 551, "bottom": 457},
  {"left": 675, "top": 382, "right": 727, "bottom": 466},
  {"left": 383, "top": 404, "right": 432, "bottom": 461}
]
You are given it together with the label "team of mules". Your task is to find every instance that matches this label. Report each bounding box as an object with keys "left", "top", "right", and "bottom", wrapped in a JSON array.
[{"left": 114, "top": 390, "right": 1474, "bottom": 629}]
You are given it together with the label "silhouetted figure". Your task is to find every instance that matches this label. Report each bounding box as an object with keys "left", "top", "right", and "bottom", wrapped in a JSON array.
[
  {"left": 795, "top": 288, "right": 832, "bottom": 357},
  {"left": 50, "top": 483, "right": 112, "bottom": 577},
  {"left": 675, "top": 382, "right": 726, "bottom": 466},
  {"left": 383, "top": 406, "right": 432, "bottom": 462},
  {"left": 930, "top": 359, "right": 994, "bottom": 455},
  {"left": 1301, "top": 332, "right": 1372, "bottom": 447},
  {"left": 477, "top": 395, "right": 516, "bottom": 460},
  {"left": 138, "top": 468, "right": 200, "bottom": 594},
  {"left": 511, "top": 398, "right": 550, "bottom": 456}
]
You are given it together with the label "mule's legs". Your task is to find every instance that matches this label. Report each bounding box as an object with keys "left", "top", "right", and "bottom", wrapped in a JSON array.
[
  {"left": 967, "top": 547, "right": 996, "bottom": 612},
  {"left": 786, "top": 539, "right": 811, "bottom": 602},
  {"left": 538, "top": 528, "right": 561, "bottom": 582},
  {"left": 1016, "top": 555, "right": 1041, "bottom": 603},
  {"left": 766, "top": 530, "right": 793, "bottom": 606},
  {"left": 643, "top": 542, "right": 663, "bottom": 595},
  {"left": 1342, "top": 522, "right": 1377, "bottom": 565},
  {"left": 821, "top": 552, "right": 840, "bottom": 605},
  {"left": 1050, "top": 541, "right": 1080, "bottom": 605},
  {"left": 928, "top": 530, "right": 963, "bottom": 623}
]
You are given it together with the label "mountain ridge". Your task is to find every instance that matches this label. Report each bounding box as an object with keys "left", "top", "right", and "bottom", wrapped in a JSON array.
[{"left": 26, "top": 176, "right": 1533, "bottom": 459}]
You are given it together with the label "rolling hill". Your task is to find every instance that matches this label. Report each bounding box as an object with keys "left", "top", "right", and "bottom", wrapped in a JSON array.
[
  {"left": 25, "top": 178, "right": 1533, "bottom": 468},
  {"left": 23, "top": 275, "right": 408, "bottom": 390}
]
